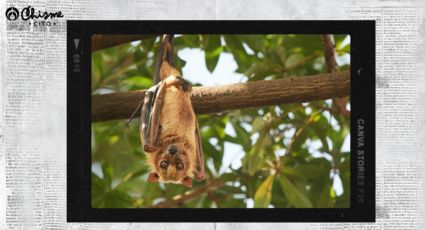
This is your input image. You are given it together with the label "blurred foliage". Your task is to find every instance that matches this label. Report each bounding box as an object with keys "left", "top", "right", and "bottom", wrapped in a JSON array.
[{"left": 91, "top": 34, "right": 351, "bottom": 208}]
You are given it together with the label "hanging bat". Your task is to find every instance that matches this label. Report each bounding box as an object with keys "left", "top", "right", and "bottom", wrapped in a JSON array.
[{"left": 129, "top": 35, "right": 205, "bottom": 187}]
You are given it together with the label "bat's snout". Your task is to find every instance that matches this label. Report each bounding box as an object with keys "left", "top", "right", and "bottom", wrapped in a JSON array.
[{"left": 168, "top": 145, "right": 178, "bottom": 155}]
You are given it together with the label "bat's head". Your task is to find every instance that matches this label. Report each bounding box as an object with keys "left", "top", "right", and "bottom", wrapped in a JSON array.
[{"left": 147, "top": 143, "right": 195, "bottom": 187}]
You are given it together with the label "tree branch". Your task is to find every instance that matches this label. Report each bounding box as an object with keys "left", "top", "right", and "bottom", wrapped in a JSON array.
[
  {"left": 91, "top": 34, "right": 158, "bottom": 52},
  {"left": 321, "top": 34, "right": 350, "bottom": 116},
  {"left": 321, "top": 35, "right": 339, "bottom": 73},
  {"left": 149, "top": 179, "right": 224, "bottom": 208},
  {"left": 92, "top": 71, "right": 350, "bottom": 122}
]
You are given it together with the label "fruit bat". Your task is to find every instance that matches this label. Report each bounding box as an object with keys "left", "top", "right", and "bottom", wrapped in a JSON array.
[{"left": 127, "top": 35, "right": 205, "bottom": 187}]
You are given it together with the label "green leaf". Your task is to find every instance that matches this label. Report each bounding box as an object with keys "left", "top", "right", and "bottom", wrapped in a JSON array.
[
  {"left": 245, "top": 61, "right": 281, "bottom": 81},
  {"left": 281, "top": 167, "right": 306, "bottom": 182},
  {"left": 275, "top": 46, "right": 286, "bottom": 65},
  {"left": 175, "top": 55, "right": 187, "bottom": 70},
  {"left": 205, "top": 49, "right": 222, "bottom": 73},
  {"left": 220, "top": 198, "right": 246, "bottom": 208},
  {"left": 91, "top": 52, "right": 103, "bottom": 89},
  {"left": 92, "top": 172, "right": 107, "bottom": 208},
  {"left": 283, "top": 35, "right": 323, "bottom": 55},
  {"left": 329, "top": 124, "right": 350, "bottom": 152},
  {"left": 285, "top": 53, "right": 303, "bottom": 69},
  {"left": 231, "top": 120, "right": 251, "bottom": 151},
  {"left": 91, "top": 172, "right": 134, "bottom": 208},
  {"left": 223, "top": 36, "right": 250, "bottom": 73},
  {"left": 219, "top": 173, "right": 238, "bottom": 182},
  {"left": 185, "top": 195, "right": 207, "bottom": 208},
  {"left": 334, "top": 35, "right": 350, "bottom": 53},
  {"left": 221, "top": 185, "right": 243, "bottom": 194},
  {"left": 92, "top": 172, "right": 105, "bottom": 191},
  {"left": 251, "top": 117, "right": 267, "bottom": 134},
  {"left": 271, "top": 178, "right": 290, "bottom": 208},
  {"left": 203, "top": 140, "right": 222, "bottom": 172},
  {"left": 133, "top": 47, "right": 145, "bottom": 62},
  {"left": 224, "top": 35, "right": 246, "bottom": 54},
  {"left": 297, "top": 165, "right": 328, "bottom": 179},
  {"left": 101, "top": 163, "right": 114, "bottom": 188},
  {"left": 244, "top": 132, "right": 268, "bottom": 175},
  {"left": 103, "top": 190, "right": 133, "bottom": 208},
  {"left": 279, "top": 174, "right": 313, "bottom": 208},
  {"left": 240, "top": 35, "right": 264, "bottom": 52},
  {"left": 254, "top": 175, "right": 275, "bottom": 208},
  {"left": 121, "top": 76, "right": 152, "bottom": 90},
  {"left": 316, "top": 180, "right": 333, "bottom": 208},
  {"left": 174, "top": 35, "right": 200, "bottom": 49},
  {"left": 203, "top": 35, "right": 222, "bottom": 73}
]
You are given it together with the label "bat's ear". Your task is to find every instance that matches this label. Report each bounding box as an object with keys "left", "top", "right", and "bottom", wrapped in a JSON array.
[
  {"left": 195, "top": 171, "right": 205, "bottom": 181},
  {"left": 182, "top": 177, "right": 192, "bottom": 188},
  {"left": 147, "top": 172, "right": 159, "bottom": 182}
]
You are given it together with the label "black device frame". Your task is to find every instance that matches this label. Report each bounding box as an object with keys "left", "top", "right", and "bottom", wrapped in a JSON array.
[{"left": 67, "top": 20, "right": 375, "bottom": 222}]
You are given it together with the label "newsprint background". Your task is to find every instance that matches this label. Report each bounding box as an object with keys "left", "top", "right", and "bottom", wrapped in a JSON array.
[{"left": 1, "top": 0, "right": 425, "bottom": 229}]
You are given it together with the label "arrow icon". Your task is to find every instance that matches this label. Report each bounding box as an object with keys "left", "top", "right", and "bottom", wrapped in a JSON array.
[{"left": 74, "top": 39, "right": 80, "bottom": 49}]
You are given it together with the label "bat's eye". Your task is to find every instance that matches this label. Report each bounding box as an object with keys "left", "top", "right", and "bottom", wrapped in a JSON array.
[
  {"left": 160, "top": 161, "right": 168, "bottom": 169},
  {"left": 168, "top": 145, "right": 178, "bottom": 155},
  {"left": 176, "top": 162, "right": 184, "bottom": 170}
]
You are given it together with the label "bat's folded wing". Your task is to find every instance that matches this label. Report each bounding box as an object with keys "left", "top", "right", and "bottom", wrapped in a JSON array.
[
  {"left": 140, "top": 82, "right": 162, "bottom": 151},
  {"left": 194, "top": 121, "right": 205, "bottom": 181}
]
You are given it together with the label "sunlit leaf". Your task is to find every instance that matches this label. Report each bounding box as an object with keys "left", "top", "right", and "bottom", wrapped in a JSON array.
[
  {"left": 254, "top": 175, "right": 275, "bottom": 208},
  {"left": 244, "top": 132, "right": 269, "bottom": 175},
  {"left": 251, "top": 117, "right": 267, "bottom": 134}
]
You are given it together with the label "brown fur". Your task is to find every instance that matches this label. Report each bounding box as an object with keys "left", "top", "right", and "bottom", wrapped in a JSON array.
[{"left": 145, "top": 62, "right": 198, "bottom": 184}]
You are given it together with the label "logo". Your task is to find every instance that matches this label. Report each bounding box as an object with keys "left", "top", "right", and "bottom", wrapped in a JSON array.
[
  {"left": 5, "top": 6, "right": 63, "bottom": 27},
  {"left": 5, "top": 7, "right": 19, "bottom": 21}
]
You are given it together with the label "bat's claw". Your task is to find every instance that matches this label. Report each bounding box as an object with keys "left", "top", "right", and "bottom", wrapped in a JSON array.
[
  {"left": 144, "top": 144, "right": 156, "bottom": 153},
  {"left": 170, "top": 76, "right": 192, "bottom": 92},
  {"left": 181, "top": 79, "right": 192, "bottom": 92},
  {"left": 195, "top": 171, "right": 205, "bottom": 181}
]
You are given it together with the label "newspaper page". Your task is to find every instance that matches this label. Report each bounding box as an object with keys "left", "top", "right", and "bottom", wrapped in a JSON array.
[{"left": 1, "top": 0, "right": 424, "bottom": 229}]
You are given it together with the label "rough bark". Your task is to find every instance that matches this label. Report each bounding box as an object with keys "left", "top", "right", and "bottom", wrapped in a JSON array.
[
  {"left": 92, "top": 71, "right": 350, "bottom": 122},
  {"left": 321, "top": 34, "right": 350, "bottom": 116},
  {"left": 321, "top": 35, "right": 339, "bottom": 73}
]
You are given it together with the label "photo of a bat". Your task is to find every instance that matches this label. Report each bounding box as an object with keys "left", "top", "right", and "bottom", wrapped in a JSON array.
[
  {"left": 88, "top": 29, "right": 358, "bottom": 213},
  {"left": 128, "top": 35, "right": 205, "bottom": 187}
]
